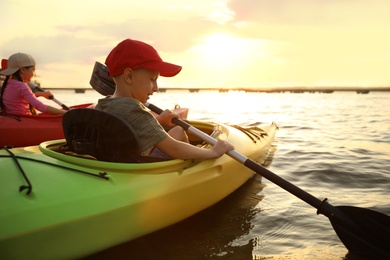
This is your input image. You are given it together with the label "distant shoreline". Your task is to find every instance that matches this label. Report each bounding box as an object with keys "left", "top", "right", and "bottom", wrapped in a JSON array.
[{"left": 43, "top": 86, "right": 390, "bottom": 93}]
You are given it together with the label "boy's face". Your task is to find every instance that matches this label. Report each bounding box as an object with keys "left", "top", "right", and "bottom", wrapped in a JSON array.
[{"left": 130, "top": 68, "right": 159, "bottom": 104}]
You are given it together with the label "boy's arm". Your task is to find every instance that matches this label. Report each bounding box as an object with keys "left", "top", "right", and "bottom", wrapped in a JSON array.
[{"left": 155, "top": 136, "right": 233, "bottom": 160}]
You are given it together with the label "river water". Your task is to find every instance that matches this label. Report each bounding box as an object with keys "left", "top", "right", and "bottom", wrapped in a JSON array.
[{"left": 48, "top": 89, "right": 390, "bottom": 259}]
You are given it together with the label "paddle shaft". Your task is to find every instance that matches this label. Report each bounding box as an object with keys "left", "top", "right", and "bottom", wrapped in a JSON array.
[
  {"left": 146, "top": 102, "right": 344, "bottom": 220},
  {"left": 90, "top": 64, "right": 357, "bottom": 219},
  {"left": 27, "top": 82, "right": 71, "bottom": 110}
]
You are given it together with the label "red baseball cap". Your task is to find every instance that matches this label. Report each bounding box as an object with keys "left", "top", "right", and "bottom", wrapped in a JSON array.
[
  {"left": 105, "top": 38, "right": 182, "bottom": 77},
  {"left": 1, "top": 59, "right": 7, "bottom": 70}
]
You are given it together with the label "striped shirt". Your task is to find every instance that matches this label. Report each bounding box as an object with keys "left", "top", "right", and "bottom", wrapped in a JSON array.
[{"left": 95, "top": 97, "right": 168, "bottom": 156}]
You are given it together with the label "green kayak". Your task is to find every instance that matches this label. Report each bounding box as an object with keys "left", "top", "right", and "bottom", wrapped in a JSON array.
[{"left": 0, "top": 120, "right": 278, "bottom": 259}]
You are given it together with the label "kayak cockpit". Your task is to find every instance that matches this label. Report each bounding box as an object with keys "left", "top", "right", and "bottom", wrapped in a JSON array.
[
  {"left": 39, "top": 120, "right": 222, "bottom": 173},
  {"left": 59, "top": 108, "right": 220, "bottom": 163}
]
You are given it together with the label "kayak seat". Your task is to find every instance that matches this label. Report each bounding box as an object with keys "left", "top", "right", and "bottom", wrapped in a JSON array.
[{"left": 62, "top": 108, "right": 169, "bottom": 163}]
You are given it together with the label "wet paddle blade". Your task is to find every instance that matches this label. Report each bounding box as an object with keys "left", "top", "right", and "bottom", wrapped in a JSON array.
[
  {"left": 331, "top": 206, "right": 390, "bottom": 259},
  {"left": 90, "top": 61, "right": 115, "bottom": 96}
]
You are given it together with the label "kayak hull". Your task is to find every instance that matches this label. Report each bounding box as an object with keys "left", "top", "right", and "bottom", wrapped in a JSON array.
[
  {"left": 0, "top": 121, "right": 277, "bottom": 259},
  {"left": 0, "top": 104, "right": 188, "bottom": 148}
]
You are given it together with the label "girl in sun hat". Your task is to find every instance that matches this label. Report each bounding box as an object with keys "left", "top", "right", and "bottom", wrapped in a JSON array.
[
  {"left": 0, "top": 52, "right": 66, "bottom": 115},
  {"left": 95, "top": 38, "right": 233, "bottom": 160}
]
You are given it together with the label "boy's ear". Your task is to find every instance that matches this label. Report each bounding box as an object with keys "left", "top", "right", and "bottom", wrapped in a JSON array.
[{"left": 123, "top": 68, "right": 133, "bottom": 83}]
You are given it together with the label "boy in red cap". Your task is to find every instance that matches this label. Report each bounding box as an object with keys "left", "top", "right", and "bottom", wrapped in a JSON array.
[{"left": 95, "top": 38, "right": 233, "bottom": 159}]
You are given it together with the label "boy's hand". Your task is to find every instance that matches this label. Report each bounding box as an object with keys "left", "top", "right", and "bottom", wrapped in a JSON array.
[{"left": 157, "top": 109, "right": 179, "bottom": 126}]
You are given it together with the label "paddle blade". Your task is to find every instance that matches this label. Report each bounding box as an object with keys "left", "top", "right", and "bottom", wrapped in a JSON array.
[
  {"left": 90, "top": 61, "right": 115, "bottom": 96},
  {"left": 331, "top": 206, "right": 390, "bottom": 259}
]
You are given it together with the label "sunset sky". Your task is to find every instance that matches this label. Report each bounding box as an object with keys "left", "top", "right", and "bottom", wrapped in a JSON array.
[{"left": 1, "top": 0, "right": 390, "bottom": 89}]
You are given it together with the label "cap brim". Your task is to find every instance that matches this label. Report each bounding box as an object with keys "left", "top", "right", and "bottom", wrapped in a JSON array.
[
  {"left": 0, "top": 67, "right": 18, "bottom": 76},
  {"left": 146, "top": 61, "right": 182, "bottom": 77}
]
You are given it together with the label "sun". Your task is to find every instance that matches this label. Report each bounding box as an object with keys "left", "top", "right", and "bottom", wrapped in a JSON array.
[
  {"left": 197, "top": 33, "right": 244, "bottom": 68},
  {"left": 183, "top": 32, "right": 273, "bottom": 88},
  {"left": 189, "top": 33, "right": 270, "bottom": 72}
]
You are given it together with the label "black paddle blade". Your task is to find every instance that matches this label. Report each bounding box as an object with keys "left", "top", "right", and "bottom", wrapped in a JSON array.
[
  {"left": 330, "top": 206, "right": 390, "bottom": 259},
  {"left": 90, "top": 61, "right": 115, "bottom": 96}
]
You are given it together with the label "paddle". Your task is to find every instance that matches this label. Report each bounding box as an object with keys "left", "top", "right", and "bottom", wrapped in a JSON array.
[
  {"left": 27, "top": 82, "right": 70, "bottom": 111},
  {"left": 89, "top": 61, "right": 390, "bottom": 259},
  {"left": 89, "top": 61, "right": 115, "bottom": 96},
  {"left": 145, "top": 102, "right": 390, "bottom": 259}
]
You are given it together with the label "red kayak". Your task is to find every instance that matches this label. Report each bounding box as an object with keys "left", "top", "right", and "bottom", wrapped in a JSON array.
[
  {"left": 0, "top": 104, "right": 189, "bottom": 148},
  {"left": 0, "top": 103, "right": 94, "bottom": 148}
]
